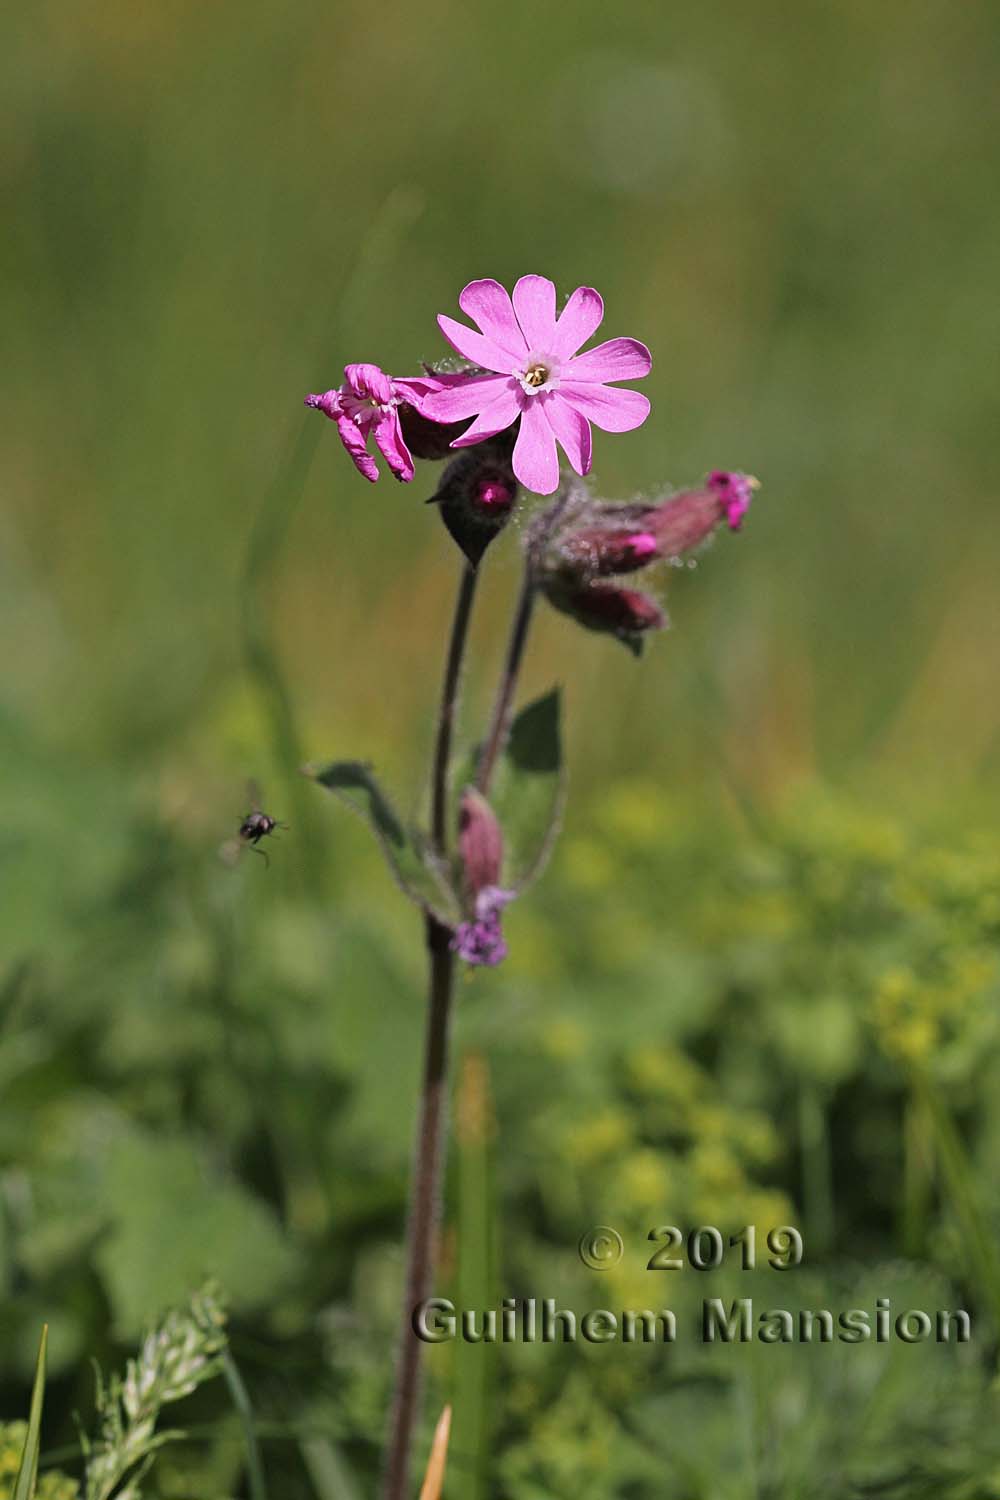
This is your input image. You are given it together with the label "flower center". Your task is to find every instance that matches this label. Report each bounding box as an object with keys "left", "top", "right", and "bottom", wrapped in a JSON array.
[
  {"left": 517, "top": 353, "right": 560, "bottom": 396},
  {"left": 341, "top": 390, "right": 394, "bottom": 425}
]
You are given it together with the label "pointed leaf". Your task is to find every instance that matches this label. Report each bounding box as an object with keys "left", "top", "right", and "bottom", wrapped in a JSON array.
[
  {"left": 13, "top": 1325, "right": 47, "bottom": 1500},
  {"left": 490, "top": 689, "right": 565, "bottom": 892},
  {"left": 308, "top": 760, "right": 460, "bottom": 924},
  {"left": 418, "top": 1405, "right": 452, "bottom": 1500}
]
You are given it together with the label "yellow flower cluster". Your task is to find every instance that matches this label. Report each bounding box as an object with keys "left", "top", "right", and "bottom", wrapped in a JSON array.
[{"left": 0, "top": 1425, "right": 78, "bottom": 1500}]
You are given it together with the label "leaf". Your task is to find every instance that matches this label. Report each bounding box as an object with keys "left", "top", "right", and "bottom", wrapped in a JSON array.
[
  {"left": 13, "top": 1325, "right": 47, "bottom": 1500},
  {"left": 490, "top": 689, "right": 565, "bottom": 893},
  {"left": 308, "top": 760, "right": 460, "bottom": 924},
  {"left": 418, "top": 1406, "right": 452, "bottom": 1500},
  {"left": 94, "top": 1132, "right": 298, "bottom": 1336}
]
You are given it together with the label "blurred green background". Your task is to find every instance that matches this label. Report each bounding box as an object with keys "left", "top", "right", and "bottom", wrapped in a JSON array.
[{"left": 3, "top": 0, "right": 1000, "bottom": 1496}]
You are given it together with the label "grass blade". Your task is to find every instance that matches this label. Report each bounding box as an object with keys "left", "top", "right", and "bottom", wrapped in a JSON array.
[
  {"left": 299, "top": 1434, "right": 363, "bottom": 1500},
  {"left": 418, "top": 1406, "right": 451, "bottom": 1500},
  {"left": 221, "top": 1349, "right": 268, "bottom": 1500},
  {"left": 13, "top": 1325, "right": 48, "bottom": 1500}
]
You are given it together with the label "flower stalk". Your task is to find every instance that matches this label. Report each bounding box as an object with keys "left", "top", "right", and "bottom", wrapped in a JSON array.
[
  {"left": 382, "top": 561, "right": 478, "bottom": 1500},
  {"left": 475, "top": 571, "right": 537, "bottom": 796},
  {"left": 382, "top": 914, "right": 455, "bottom": 1500},
  {"left": 431, "top": 562, "right": 479, "bottom": 852}
]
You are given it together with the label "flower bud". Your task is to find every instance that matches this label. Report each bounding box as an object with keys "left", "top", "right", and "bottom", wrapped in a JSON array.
[
  {"left": 558, "top": 526, "right": 660, "bottom": 577},
  {"left": 457, "top": 788, "right": 504, "bottom": 900},
  {"left": 644, "top": 486, "right": 731, "bottom": 556},
  {"left": 529, "top": 473, "right": 757, "bottom": 593},
  {"left": 543, "top": 577, "right": 665, "bottom": 656},
  {"left": 427, "top": 433, "right": 519, "bottom": 567}
]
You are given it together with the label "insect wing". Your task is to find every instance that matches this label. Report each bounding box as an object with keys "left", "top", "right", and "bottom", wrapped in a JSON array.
[{"left": 219, "top": 836, "right": 243, "bottom": 867}]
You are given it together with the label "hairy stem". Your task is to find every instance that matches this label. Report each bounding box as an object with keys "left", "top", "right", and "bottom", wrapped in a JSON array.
[
  {"left": 432, "top": 562, "right": 479, "bottom": 853},
  {"left": 382, "top": 563, "right": 479, "bottom": 1500},
  {"left": 475, "top": 570, "right": 536, "bottom": 796}
]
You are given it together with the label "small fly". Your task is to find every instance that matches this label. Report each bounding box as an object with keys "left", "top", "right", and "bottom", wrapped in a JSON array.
[{"left": 221, "top": 782, "right": 287, "bottom": 868}]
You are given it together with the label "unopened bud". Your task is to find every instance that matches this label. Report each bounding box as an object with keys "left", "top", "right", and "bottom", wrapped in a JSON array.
[
  {"left": 428, "top": 435, "right": 519, "bottom": 567},
  {"left": 535, "top": 472, "right": 756, "bottom": 589},
  {"left": 559, "top": 527, "right": 660, "bottom": 577},
  {"left": 630, "top": 473, "right": 757, "bottom": 558},
  {"left": 544, "top": 578, "right": 665, "bottom": 656},
  {"left": 458, "top": 788, "right": 504, "bottom": 899}
]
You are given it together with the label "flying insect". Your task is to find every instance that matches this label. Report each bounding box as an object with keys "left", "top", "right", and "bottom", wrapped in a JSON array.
[{"left": 220, "top": 782, "right": 287, "bottom": 868}]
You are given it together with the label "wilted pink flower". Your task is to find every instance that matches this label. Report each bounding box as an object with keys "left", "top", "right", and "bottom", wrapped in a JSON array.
[
  {"left": 451, "top": 885, "right": 515, "bottom": 968},
  {"left": 419, "top": 277, "right": 652, "bottom": 496},
  {"left": 305, "top": 363, "right": 459, "bottom": 484}
]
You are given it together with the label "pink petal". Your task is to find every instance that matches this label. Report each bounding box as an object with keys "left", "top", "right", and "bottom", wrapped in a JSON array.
[
  {"left": 305, "top": 389, "right": 344, "bottom": 419},
  {"left": 335, "top": 414, "right": 379, "bottom": 482},
  {"left": 458, "top": 279, "right": 527, "bottom": 360},
  {"left": 512, "top": 398, "right": 560, "bottom": 495},
  {"left": 512, "top": 275, "right": 558, "bottom": 351},
  {"left": 343, "top": 362, "right": 394, "bottom": 404},
  {"left": 438, "top": 314, "right": 517, "bottom": 375},
  {"left": 394, "top": 372, "right": 472, "bottom": 414},
  {"left": 372, "top": 410, "right": 415, "bottom": 482},
  {"left": 543, "top": 394, "right": 592, "bottom": 476},
  {"left": 551, "top": 286, "right": 605, "bottom": 360},
  {"left": 563, "top": 337, "right": 652, "bottom": 385},
  {"left": 558, "top": 382, "right": 651, "bottom": 433},
  {"left": 450, "top": 384, "right": 524, "bottom": 448},
  {"left": 420, "top": 373, "right": 514, "bottom": 423}
]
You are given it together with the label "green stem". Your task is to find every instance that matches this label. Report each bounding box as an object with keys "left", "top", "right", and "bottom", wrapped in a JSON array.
[
  {"left": 475, "top": 570, "right": 536, "bottom": 796},
  {"left": 431, "top": 563, "right": 479, "bottom": 853}
]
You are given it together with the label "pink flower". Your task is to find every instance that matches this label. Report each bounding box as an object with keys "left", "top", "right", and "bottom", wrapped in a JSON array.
[
  {"left": 419, "top": 277, "right": 652, "bottom": 496},
  {"left": 305, "top": 363, "right": 457, "bottom": 484}
]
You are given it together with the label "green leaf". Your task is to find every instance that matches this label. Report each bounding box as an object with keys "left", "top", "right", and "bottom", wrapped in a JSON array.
[
  {"left": 308, "top": 760, "right": 460, "bottom": 924},
  {"left": 94, "top": 1132, "right": 298, "bottom": 1336},
  {"left": 13, "top": 1325, "right": 47, "bottom": 1500},
  {"left": 491, "top": 689, "right": 565, "bottom": 893}
]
